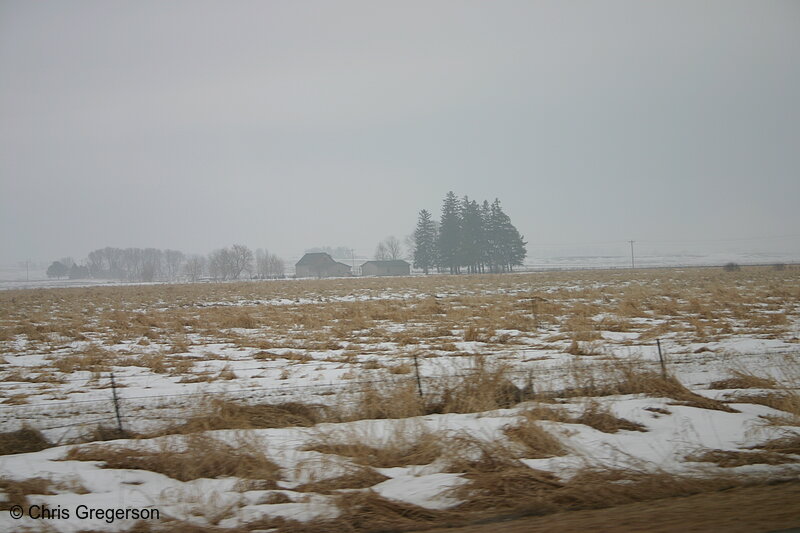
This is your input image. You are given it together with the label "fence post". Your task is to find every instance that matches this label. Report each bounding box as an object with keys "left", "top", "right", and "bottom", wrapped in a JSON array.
[
  {"left": 656, "top": 339, "right": 667, "bottom": 379},
  {"left": 412, "top": 352, "right": 424, "bottom": 399},
  {"left": 110, "top": 372, "right": 123, "bottom": 432},
  {"left": 526, "top": 369, "right": 535, "bottom": 400}
]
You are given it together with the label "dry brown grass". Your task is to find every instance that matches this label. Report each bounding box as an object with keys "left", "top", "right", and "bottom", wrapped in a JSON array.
[
  {"left": 503, "top": 417, "right": 567, "bottom": 458},
  {"left": 248, "top": 491, "right": 462, "bottom": 533},
  {"left": 427, "top": 357, "right": 528, "bottom": 414},
  {"left": 50, "top": 344, "right": 115, "bottom": 373},
  {"left": 519, "top": 404, "right": 576, "bottom": 422},
  {"left": 64, "top": 433, "right": 281, "bottom": 483},
  {"left": 1, "top": 393, "right": 30, "bottom": 405},
  {"left": 346, "top": 378, "right": 427, "bottom": 420},
  {"left": 753, "top": 434, "right": 800, "bottom": 455},
  {"left": 450, "top": 462, "right": 782, "bottom": 519},
  {"left": 0, "top": 477, "right": 55, "bottom": 511},
  {"left": 293, "top": 466, "right": 390, "bottom": 493},
  {"left": 139, "top": 398, "right": 324, "bottom": 437},
  {"left": 443, "top": 433, "right": 531, "bottom": 475},
  {"left": 573, "top": 400, "right": 647, "bottom": 433},
  {"left": 734, "top": 391, "right": 800, "bottom": 424},
  {"left": 328, "top": 490, "right": 461, "bottom": 530},
  {"left": 305, "top": 424, "right": 442, "bottom": 468},
  {"left": 686, "top": 448, "right": 796, "bottom": 467},
  {"left": 0, "top": 426, "right": 52, "bottom": 455},
  {"left": 565, "top": 359, "right": 737, "bottom": 412},
  {"left": 710, "top": 370, "right": 779, "bottom": 390},
  {"left": 85, "top": 425, "right": 137, "bottom": 443},
  {"left": 453, "top": 463, "right": 564, "bottom": 513},
  {"left": 566, "top": 338, "right": 603, "bottom": 356},
  {"left": 0, "top": 476, "right": 87, "bottom": 511},
  {"left": 387, "top": 362, "right": 413, "bottom": 375},
  {"left": 3, "top": 267, "right": 798, "bottom": 393}
]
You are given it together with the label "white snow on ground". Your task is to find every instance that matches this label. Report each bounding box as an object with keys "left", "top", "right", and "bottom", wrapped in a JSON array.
[
  {"left": 371, "top": 473, "right": 468, "bottom": 509},
  {"left": 1, "top": 396, "right": 798, "bottom": 531}
]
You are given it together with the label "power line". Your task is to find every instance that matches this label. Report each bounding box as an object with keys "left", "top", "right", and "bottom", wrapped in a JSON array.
[{"left": 525, "top": 233, "right": 800, "bottom": 247}]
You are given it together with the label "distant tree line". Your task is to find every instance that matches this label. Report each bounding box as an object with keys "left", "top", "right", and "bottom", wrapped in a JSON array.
[
  {"left": 47, "top": 245, "right": 285, "bottom": 282},
  {"left": 412, "top": 191, "right": 527, "bottom": 274}
]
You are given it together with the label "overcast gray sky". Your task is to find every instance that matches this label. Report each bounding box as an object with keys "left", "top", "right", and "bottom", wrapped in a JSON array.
[{"left": 1, "top": 0, "right": 799, "bottom": 264}]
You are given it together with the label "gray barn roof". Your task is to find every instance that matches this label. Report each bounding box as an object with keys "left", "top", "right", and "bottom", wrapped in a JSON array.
[{"left": 296, "top": 252, "right": 337, "bottom": 267}]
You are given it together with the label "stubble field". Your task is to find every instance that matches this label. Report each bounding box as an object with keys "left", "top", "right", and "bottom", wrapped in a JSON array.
[{"left": 1, "top": 266, "right": 799, "bottom": 531}]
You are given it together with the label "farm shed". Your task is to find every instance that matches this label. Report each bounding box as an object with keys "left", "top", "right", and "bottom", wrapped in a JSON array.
[
  {"left": 360, "top": 260, "right": 411, "bottom": 277},
  {"left": 295, "top": 253, "right": 352, "bottom": 278}
]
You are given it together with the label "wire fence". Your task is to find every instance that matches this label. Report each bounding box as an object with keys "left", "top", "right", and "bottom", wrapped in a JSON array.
[{"left": 2, "top": 342, "right": 797, "bottom": 443}]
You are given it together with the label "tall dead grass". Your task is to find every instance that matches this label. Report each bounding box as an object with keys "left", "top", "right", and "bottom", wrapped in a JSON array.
[
  {"left": 244, "top": 491, "right": 462, "bottom": 533},
  {"left": 427, "top": 357, "right": 528, "bottom": 414},
  {"left": 293, "top": 466, "right": 390, "bottom": 493},
  {"left": 0, "top": 426, "right": 52, "bottom": 456},
  {"left": 734, "top": 390, "right": 800, "bottom": 424},
  {"left": 451, "top": 462, "right": 783, "bottom": 518},
  {"left": 64, "top": 433, "right": 281, "bottom": 484},
  {"left": 304, "top": 423, "right": 442, "bottom": 468},
  {"left": 686, "top": 448, "right": 796, "bottom": 468},
  {"left": 0, "top": 477, "right": 55, "bottom": 511},
  {"left": 503, "top": 416, "right": 567, "bottom": 458},
  {"left": 754, "top": 433, "right": 800, "bottom": 455},
  {"left": 174, "top": 398, "right": 323, "bottom": 433},
  {"left": 341, "top": 359, "right": 531, "bottom": 422},
  {"left": 710, "top": 369, "right": 779, "bottom": 390},
  {"left": 345, "top": 378, "right": 427, "bottom": 420},
  {"left": 564, "top": 358, "right": 737, "bottom": 412}
]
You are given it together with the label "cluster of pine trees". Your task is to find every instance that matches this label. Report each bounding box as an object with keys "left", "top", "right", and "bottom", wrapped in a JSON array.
[{"left": 413, "top": 191, "right": 527, "bottom": 274}]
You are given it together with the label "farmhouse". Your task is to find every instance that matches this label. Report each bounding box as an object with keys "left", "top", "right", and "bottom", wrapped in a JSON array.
[
  {"left": 360, "top": 260, "right": 411, "bottom": 277},
  {"left": 295, "top": 253, "right": 352, "bottom": 278}
]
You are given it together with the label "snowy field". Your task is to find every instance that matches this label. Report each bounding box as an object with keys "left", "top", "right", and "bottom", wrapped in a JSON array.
[{"left": 0, "top": 266, "right": 798, "bottom": 531}]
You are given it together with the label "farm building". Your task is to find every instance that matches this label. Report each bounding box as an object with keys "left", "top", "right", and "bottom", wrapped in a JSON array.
[
  {"left": 360, "top": 260, "right": 411, "bottom": 277},
  {"left": 295, "top": 253, "right": 352, "bottom": 278}
]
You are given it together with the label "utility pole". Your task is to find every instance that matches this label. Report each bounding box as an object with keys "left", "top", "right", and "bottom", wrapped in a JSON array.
[
  {"left": 26, "top": 260, "right": 29, "bottom": 281},
  {"left": 629, "top": 240, "right": 635, "bottom": 269}
]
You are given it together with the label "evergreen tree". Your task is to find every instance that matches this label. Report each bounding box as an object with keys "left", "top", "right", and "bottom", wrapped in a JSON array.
[
  {"left": 68, "top": 263, "right": 90, "bottom": 279},
  {"left": 508, "top": 227, "right": 527, "bottom": 270},
  {"left": 413, "top": 209, "right": 437, "bottom": 274},
  {"left": 437, "top": 191, "right": 462, "bottom": 274},
  {"left": 46, "top": 261, "right": 68, "bottom": 279},
  {"left": 488, "top": 199, "right": 527, "bottom": 271},
  {"left": 416, "top": 192, "right": 525, "bottom": 275},
  {"left": 459, "top": 196, "right": 484, "bottom": 274},
  {"left": 479, "top": 200, "right": 492, "bottom": 273}
]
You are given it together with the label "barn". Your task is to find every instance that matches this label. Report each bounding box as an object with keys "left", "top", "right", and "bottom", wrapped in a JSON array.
[
  {"left": 295, "top": 253, "right": 352, "bottom": 278},
  {"left": 360, "top": 260, "right": 411, "bottom": 277}
]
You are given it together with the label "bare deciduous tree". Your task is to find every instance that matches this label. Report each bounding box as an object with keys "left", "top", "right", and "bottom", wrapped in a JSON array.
[
  {"left": 256, "top": 248, "right": 285, "bottom": 278},
  {"left": 267, "top": 254, "right": 285, "bottom": 278},
  {"left": 184, "top": 255, "right": 206, "bottom": 282},
  {"left": 141, "top": 248, "right": 163, "bottom": 282},
  {"left": 164, "top": 249, "right": 185, "bottom": 281},
  {"left": 375, "top": 236, "right": 402, "bottom": 261},
  {"left": 230, "top": 244, "right": 254, "bottom": 279},
  {"left": 208, "top": 248, "right": 233, "bottom": 280},
  {"left": 374, "top": 242, "right": 389, "bottom": 261}
]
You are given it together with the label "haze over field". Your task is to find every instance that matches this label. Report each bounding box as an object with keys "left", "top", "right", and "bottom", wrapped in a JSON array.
[{"left": 1, "top": 1, "right": 799, "bottom": 266}]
